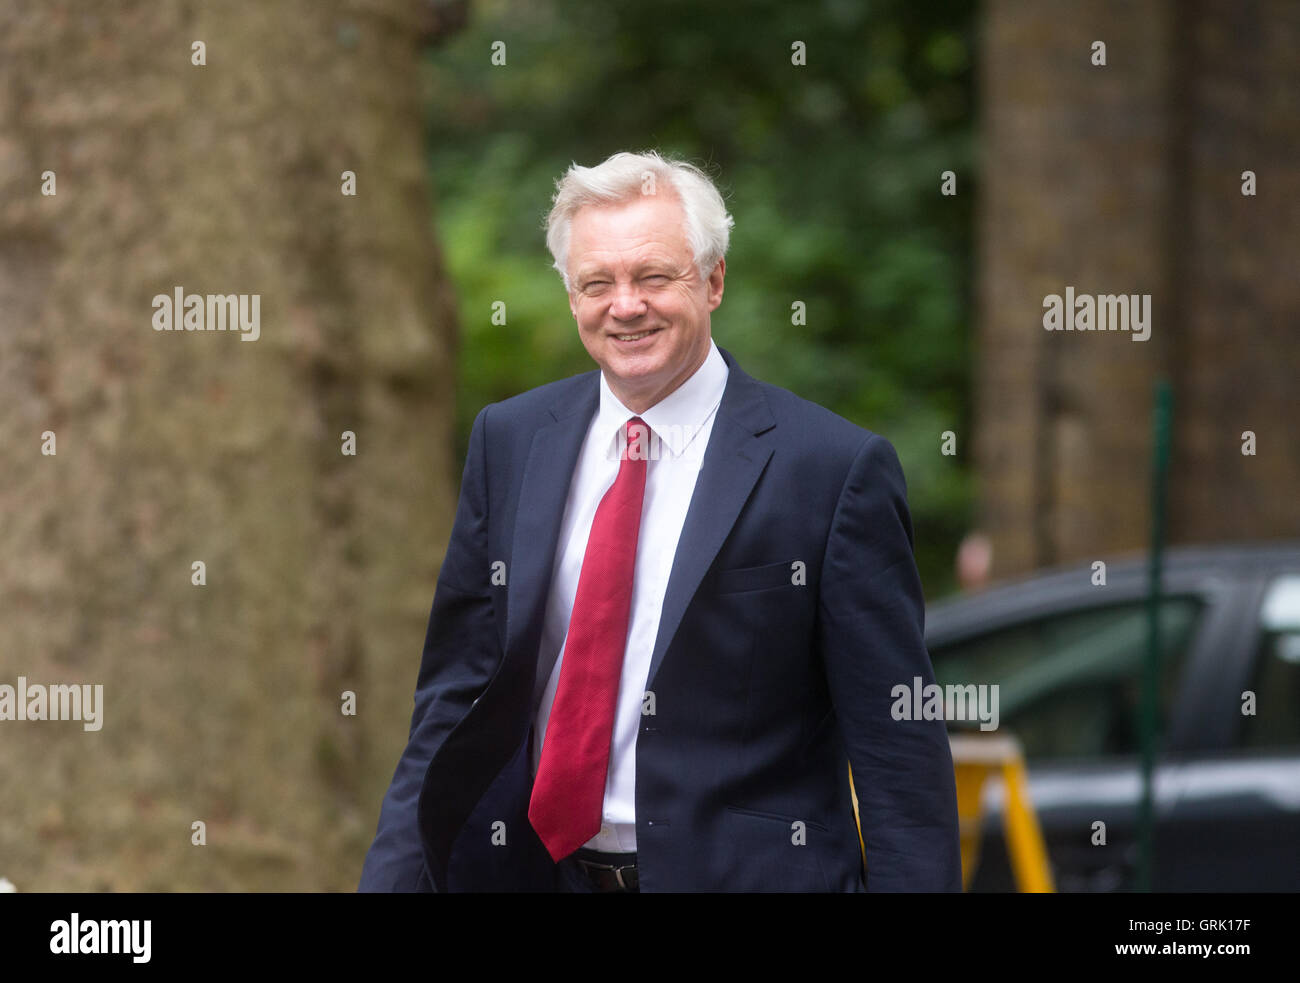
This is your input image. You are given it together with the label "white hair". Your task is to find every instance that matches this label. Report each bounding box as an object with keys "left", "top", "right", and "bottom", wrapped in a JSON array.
[{"left": 544, "top": 150, "right": 734, "bottom": 291}]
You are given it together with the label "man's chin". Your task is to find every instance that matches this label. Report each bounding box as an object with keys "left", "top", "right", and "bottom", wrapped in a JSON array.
[{"left": 603, "top": 349, "right": 665, "bottom": 375}]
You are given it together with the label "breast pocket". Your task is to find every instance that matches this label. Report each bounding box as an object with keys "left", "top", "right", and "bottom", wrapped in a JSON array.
[{"left": 713, "top": 560, "right": 797, "bottom": 594}]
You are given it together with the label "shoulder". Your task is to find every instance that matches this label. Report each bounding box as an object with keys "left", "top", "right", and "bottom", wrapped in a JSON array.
[
  {"left": 472, "top": 365, "right": 599, "bottom": 440},
  {"left": 738, "top": 367, "right": 892, "bottom": 469},
  {"left": 723, "top": 358, "right": 908, "bottom": 508}
]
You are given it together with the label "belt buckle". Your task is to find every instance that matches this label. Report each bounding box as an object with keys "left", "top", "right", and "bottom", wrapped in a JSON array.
[
  {"left": 612, "top": 863, "right": 635, "bottom": 892},
  {"left": 576, "top": 856, "right": 637, "bottom": 892}
]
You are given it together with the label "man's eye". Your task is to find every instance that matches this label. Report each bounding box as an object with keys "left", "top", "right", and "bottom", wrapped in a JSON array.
[
  {"left": 644, "top": 275, "right": 669, "bottom": 284},
  {"left": 583, "top": 281, "right": 610, "bottom": 292}
]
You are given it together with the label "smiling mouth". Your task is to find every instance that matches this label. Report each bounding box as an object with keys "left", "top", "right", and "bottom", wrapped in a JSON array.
[{"left": 611, "top": 327, "right": 662, "bottom": 343}]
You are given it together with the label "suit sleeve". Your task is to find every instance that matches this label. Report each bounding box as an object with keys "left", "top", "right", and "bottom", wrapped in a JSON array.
[
  {"left": 817, "top": 433, "right": 962, "bottom": 892},
  {"left": 358, "top": 404, "right": 502, "bottom": 892}
]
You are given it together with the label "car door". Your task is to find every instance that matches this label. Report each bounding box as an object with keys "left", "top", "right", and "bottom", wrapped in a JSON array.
[
  {"left": 928, "top": 577, "right": 1217, "bottom": 891},
  {"left": 1151, "top": 570, "right": 1300, "bottom": 890}
]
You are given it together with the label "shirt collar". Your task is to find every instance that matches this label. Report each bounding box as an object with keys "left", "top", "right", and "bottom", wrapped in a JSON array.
[{"left": 595, "top": 337, "right": 729, "bottom": 461}]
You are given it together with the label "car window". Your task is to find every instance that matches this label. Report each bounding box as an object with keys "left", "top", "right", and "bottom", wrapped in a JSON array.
[
  {"left": 930, "top": 597, "right": 1202, "bottom": 759},
  {"left": 1238, "top": 574, "right": 1300, "bottom": 750}
]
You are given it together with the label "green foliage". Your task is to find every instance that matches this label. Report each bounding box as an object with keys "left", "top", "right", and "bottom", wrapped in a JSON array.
[{"left": 425, "top": 0, "right": 975, "bottom": 597}]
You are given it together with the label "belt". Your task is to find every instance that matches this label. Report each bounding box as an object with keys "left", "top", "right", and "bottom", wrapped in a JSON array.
[{"left": 572, "top": 848, "right": 639, "bottom": 892}]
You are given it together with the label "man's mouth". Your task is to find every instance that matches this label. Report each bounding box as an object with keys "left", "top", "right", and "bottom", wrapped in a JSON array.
[{"left": 611, "top": 327, "right": 662, "bottom": 343}]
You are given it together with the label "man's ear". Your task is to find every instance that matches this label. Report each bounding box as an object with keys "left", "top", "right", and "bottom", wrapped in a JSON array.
[{"left": 707, "top": 258, "right": 726, "bottom": 311}]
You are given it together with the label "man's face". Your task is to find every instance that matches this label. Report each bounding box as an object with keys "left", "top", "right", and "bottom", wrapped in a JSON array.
[{"left": 566, "top": 192, "right": 725, "bottom": 414}]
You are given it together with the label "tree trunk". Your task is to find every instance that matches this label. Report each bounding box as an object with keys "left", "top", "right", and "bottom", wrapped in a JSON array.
[
  {"left": 0, "top": 0, "right": 460, "bottom": 889},
  {"left": 977, "top": 0, "right": 1300, "bottom": 579}
]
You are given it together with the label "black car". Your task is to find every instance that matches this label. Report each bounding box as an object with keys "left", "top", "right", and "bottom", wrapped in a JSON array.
[{"left": 925, "top": 543, "right": 1300, "bottom": 891}]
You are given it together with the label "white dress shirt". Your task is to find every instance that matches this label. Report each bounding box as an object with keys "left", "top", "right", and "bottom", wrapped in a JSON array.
[{"left": 531, "top": 338, "right": 729, "bottom": 853}]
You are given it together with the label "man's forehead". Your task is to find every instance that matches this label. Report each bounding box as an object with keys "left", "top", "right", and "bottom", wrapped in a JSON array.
[
  {"left": 569, "top": 195, "right": 689, "bottom": 269},
  {"left": 570, "top": 193, "right": 685, "bottom": 239}
]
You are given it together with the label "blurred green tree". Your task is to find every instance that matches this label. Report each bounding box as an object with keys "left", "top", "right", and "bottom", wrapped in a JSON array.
[{"left": 425, "top": 0, "right": 976, "bottom": 596}]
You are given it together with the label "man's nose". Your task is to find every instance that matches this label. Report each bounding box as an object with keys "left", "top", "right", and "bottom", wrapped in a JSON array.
[{"left": 608, "top": 281, "right": 648, "bottom": 320}]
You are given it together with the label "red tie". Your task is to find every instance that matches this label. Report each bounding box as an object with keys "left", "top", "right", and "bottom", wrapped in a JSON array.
[{"left": 529, "top": 416, "right": 650, "bottom": 861}]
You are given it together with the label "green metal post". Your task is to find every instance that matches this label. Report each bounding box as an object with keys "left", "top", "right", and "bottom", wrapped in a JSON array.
[{"left": 1138, "top": 379, "right": 1173, "bottom": 892}]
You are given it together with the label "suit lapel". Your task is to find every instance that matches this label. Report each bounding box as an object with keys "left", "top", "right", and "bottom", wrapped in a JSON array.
[
  {"left": 644, "top": 347, "right": 774, "bottom": 689},
  {"left": 504, "top": 379, "right": 598, "bottom": 683}
]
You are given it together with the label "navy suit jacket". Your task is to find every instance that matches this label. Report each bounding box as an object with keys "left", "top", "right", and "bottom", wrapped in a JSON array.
[{"left": 359, "top": 345, "right": 961, "bottom": 892}]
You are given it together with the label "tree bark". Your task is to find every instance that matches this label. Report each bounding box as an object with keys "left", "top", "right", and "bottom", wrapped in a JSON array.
[
  {"left": 0, "top": 0, "right": 459, "bottom": 889},
  {"left": 977, "top": 0, "right": 1300, "bottom": 579}
]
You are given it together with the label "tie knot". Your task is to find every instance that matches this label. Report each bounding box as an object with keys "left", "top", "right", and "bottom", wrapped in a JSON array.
[{"left": 622, "top": 417, "right": 651, "bottom": 462}]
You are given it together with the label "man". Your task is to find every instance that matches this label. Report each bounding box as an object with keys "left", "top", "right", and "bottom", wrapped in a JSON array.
[{"left": 359, "top": 150, "right": 961, "bottom": 892}]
